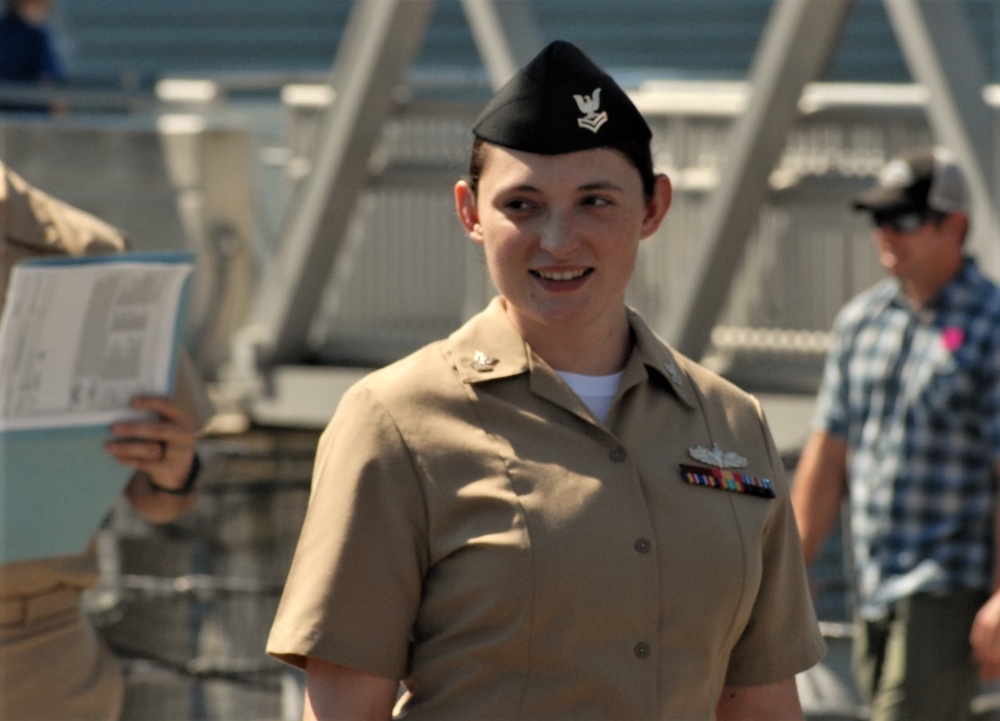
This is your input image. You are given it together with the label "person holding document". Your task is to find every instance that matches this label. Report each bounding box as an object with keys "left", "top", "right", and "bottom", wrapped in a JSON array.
[{"left": 0, "top": 159, "right": 208, "bottom": 720}]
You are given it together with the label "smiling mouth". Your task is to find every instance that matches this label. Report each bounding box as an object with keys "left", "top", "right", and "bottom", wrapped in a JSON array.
[{"left": 531, "top": 268, "right": 593, "bottom": 281}]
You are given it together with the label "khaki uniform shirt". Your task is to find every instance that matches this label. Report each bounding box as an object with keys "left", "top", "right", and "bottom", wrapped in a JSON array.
[{"left": 267, "top": 297, "right": 825, "bottom": 720}]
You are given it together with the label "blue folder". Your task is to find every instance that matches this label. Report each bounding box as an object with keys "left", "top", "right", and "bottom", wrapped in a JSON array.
[{"left": 0, "top": 251, "right": 194, "bottom": 564}]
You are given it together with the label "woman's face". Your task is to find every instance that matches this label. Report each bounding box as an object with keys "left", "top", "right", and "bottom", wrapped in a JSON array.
[{"left": 455, "top": 145, "right": 671, "bottom": 346}]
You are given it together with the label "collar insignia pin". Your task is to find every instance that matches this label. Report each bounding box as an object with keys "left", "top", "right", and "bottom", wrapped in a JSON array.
[
  {"left": 664, "top": 357, "right": 683, "bottom": 386},
  {"left": 574, "top": 87, "right": 608, "bottom": 133},
  {"left": 688, "top": 443, "right": 748, "bottom": 469},
  {"left": 471, "top": 350, "right": 499, "bottom": 372}
]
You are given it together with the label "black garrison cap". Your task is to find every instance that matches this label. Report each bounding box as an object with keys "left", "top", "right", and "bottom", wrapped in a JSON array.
[{"left": 472, "top": 40, "right": 652, "bottom": 156}]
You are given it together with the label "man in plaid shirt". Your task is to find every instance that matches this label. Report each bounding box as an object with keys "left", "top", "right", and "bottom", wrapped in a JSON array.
[{"left": 792, "top": 147, "right": 1000, "bottom": 721}]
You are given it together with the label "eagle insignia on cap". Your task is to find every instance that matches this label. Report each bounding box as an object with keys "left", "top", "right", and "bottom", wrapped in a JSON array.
[{"left": 574, "top": 87, "right": 608, "bottom": 133}]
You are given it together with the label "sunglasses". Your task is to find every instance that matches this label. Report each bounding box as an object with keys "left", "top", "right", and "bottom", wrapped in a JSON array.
[{"left": 871, "top": 210, "right": 945, "bottom": 234}]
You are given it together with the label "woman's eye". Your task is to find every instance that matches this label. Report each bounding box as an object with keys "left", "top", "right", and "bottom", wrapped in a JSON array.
[{"left": 504, "top": 198, "right": 535, "bottom": 212}]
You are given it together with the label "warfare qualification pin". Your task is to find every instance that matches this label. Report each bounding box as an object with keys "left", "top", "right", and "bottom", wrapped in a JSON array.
[{"left": 688, "top": 443, "right": 748, "bottom": 469}]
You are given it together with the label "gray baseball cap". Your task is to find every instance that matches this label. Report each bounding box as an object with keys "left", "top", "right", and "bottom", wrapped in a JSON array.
[{"left": 853, "top": 147, "right": 969, "bottom": 215}]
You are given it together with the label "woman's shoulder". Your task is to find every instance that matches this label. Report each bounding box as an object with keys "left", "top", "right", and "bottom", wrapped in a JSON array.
[
  {"left": 675, "top": 351, "right": 760, "bottom": 407},
  {"left": 2, "top": 161, "right": 128, "bottom": 256},
  {"left": 345, "top": 339, "right": 462, "bottom": 410}
]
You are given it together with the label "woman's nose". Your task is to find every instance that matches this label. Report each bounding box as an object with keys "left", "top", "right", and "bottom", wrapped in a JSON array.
[{"left": 538, "top": 213, "right": 581, "bottom": 257}]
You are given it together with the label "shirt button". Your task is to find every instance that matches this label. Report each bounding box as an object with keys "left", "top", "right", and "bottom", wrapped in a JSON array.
[
  {"left": 634, "top": 642, "right": 651, "bottom": 659},
  {"left": 609, "top": 448, "right": 627, "bottom": 463},
  {"left": 634, "top": 538, "right": 652, "bottom": 554}
]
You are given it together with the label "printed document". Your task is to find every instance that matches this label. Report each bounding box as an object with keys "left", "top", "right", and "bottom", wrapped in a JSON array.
[{"left": 0, "top": 253, "right": 193, "bottom": 431}]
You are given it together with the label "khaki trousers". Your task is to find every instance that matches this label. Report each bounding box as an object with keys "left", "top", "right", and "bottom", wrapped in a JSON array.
[{"left": 0, "top": 586, "right": 123, "bottom": 721}]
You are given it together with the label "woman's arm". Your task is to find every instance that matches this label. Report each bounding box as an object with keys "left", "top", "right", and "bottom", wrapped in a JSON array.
[
  {"left": 303, "top": 657, "right": 399, "bottom": 721},
  {"left": 716, "top": 678, "right": 803, "bottom": 721}
]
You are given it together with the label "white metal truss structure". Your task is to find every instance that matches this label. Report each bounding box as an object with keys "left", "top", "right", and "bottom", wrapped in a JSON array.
[
  {"left": 235, "top": 0, "right": 999, "bottom": 417},
  {"left": 667, "top": 0, "right": 999, "bottom": 358}
]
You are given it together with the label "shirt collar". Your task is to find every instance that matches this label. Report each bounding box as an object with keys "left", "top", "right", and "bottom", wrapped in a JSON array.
[
  {"left": 449, "top": 297, "right": 696, "bottom": 409},
  {"left": 932, "top": 256, "right": 980, "bottom": 311},
  {"left": 449, "top": 297, "right": 531, "bottom": 384},
  {"left": 880, "top": 256, "right": 979, "bottom": 317},
  {"left": 624, "top": 307, "right": 696, "bottom": 408}
]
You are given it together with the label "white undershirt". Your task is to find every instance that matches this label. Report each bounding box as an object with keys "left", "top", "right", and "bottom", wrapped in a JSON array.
[{"left": 555, "top": 369, "right": 625, "bottom": 423}]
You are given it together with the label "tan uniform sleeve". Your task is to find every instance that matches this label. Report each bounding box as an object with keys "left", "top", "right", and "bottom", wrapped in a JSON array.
[
  {"left": 266, "top": 383, "right": 429, "bottom": 679},
  {"left": 724, "top": 399, "right": 827, "bottom": 685},
  {"left": 0, "top": 161, "right": 128, "bottom": 303}
]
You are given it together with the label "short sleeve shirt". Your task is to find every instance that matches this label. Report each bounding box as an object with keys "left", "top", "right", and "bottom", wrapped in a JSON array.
[
  {"left": 267, "top": 298, "right": 825, "bottom": 720},
  {"left": 813, "top": 257, "right": 1000, "bottom": 618}
]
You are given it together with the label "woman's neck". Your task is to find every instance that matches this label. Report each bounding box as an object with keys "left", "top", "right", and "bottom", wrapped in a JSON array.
[{"left": 522, "top": 319, "right": 632, "bottom": 375}]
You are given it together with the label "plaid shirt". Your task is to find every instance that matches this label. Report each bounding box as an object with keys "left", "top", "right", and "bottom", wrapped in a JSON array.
[{"left": 814, "top": 257, "right": 1000, "bottom": 619}]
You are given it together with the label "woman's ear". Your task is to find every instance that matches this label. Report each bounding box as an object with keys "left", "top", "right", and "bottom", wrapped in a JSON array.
[
  {"left": 640, "top": 173, "right": 672, "bottom": 239},
  {"left": 454, "top": 180, "right": 483, "bottom": 243}
]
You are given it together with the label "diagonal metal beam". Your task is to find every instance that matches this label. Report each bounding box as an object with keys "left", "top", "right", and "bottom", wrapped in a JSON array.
[
  {"left": 665, "top": 0, "right": 854, "bottom": 359},
  {"left": 244, "top": 0, "right": 438, "bottom": 369},
  {"left": 883, "top": 0, "right": 1000, "bottom": 254},
  {"left": 460, "top": 0, "right": 545, "bottom": 90}
]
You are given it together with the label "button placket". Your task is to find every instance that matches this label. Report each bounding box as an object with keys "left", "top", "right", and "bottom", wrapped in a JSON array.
[{"left": 603, "top": 439, "right": 654, "bottom": 668}]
